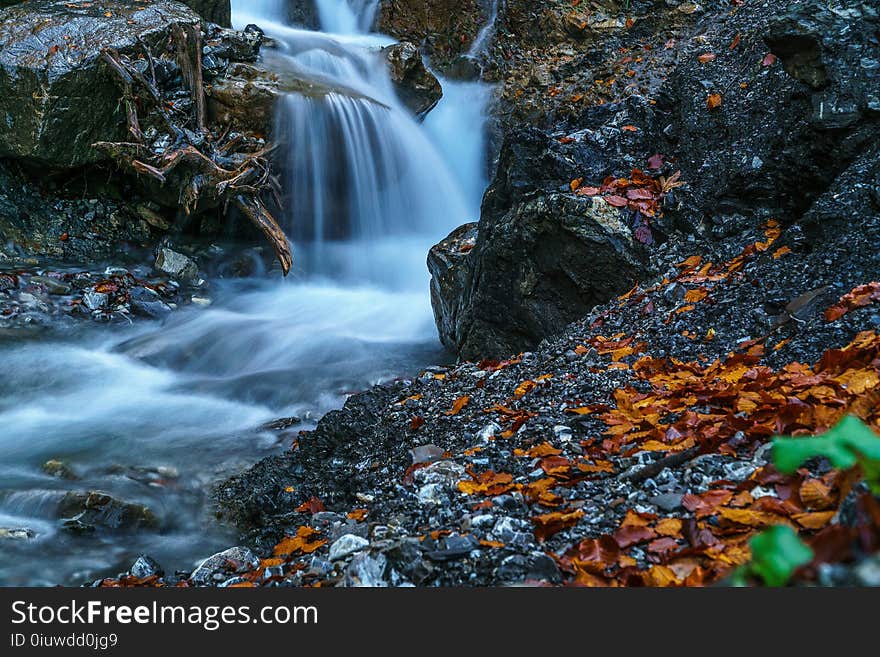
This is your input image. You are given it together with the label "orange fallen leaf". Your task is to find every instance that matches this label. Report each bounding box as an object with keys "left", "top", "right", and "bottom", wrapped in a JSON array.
[
  {"left": 532, "top": 509, "right": 584, "bottom": 541},
  {"left": 706, "top": 93, "right": 722, "bottom": 110},
  {"left": 445, "top": 395, "right": 470, "bottom": 415}
]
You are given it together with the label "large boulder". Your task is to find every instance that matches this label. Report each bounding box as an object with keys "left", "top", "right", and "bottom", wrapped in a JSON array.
[
  {"left": 430, "top": 125, "right": 655, "bottom": 359},
  {"left": 433, "top": 193, "right": 651, "bottom": 360},
  {"left": 0, "top": 0, "right": 202, "bottom": 168},
  {"left": 382, "top": 41, "right": 442, "bottom": 118}
]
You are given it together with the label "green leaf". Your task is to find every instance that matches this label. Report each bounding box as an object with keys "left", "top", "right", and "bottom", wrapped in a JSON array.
[
  {"left": 748, "top": 525, "right": 813, "bottom": 587},
  {"left": 772, "top": 415, "right": 880, "bottom": 474}
]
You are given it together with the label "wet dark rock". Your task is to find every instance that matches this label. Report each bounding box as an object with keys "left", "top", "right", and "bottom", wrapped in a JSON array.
[
  {"left": 57, "top": 491, "right": 158, "bottom": 532},
  {"left": 382, "top": 41, "right": 443, "bottom": 118},
  {"left": 424, "top": 533, "right": 477, "bottom": 562},
  {"left": 181, "top": 0, "right": 231, "bottom": 26},
  {"left": 527, "top": 553, "right": 562, "bottom": 584},
  {"left": 497, "top": 554, "right": 528, "bottom": 582},
  {"left": 190, "top": 546, "right": 260, "bottom": 585},
  {"left": 129, "top": 555, "right": 164, "bottom": 580},
  {"left": 428, "top": 222, "right": 477, "bottom": 353},
  {"left": 0, "top": 0, "right": 202, "bottom": 167},
  {"left": 375, "top": 0, "right": 486, "bottom": 72},
  {"left": 434, "top": 191, "right": 651, "bottom": 359}
]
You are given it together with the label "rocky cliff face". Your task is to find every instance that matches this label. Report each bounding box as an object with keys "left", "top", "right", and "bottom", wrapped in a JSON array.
[{"left": 429, "top": 0, "right": 880, "bottom": 360}]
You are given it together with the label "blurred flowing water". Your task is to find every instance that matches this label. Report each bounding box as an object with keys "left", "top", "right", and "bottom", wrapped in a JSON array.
[{"left": 0, "top": 0, "right": 492, "bottom": 585}]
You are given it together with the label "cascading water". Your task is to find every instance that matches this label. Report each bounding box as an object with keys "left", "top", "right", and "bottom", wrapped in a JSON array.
[{"left": 0, "top": 1, "right": 492, "bottom": 584}]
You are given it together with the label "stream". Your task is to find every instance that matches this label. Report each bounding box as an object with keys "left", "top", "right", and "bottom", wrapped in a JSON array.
[{"left": 0, "top": 0, "right": 491, "bottom": 586}]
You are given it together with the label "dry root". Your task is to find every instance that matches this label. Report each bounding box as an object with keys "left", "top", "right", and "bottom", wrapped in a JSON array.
[{"left": 95, "top": 36, "right": 291, "bottom": 275}]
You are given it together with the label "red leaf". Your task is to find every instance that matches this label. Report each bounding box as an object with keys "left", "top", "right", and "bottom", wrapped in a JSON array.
[
  {"left": 646, "top": 153, "right": 664, "bottom": 169},
  {"left": 729, "top": 33, "right": 741, "bottom": 51},
  {"left": 762, "top": 53, "right": 777, "bottom": 66},
  {"left": 296, "top": 497, "right": 326, "bottom": 515},
  {"left": 604, "top": 195, "right": 628, "bottom": 207}
]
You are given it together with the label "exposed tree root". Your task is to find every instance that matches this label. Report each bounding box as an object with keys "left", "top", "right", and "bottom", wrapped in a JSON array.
[{"left": 96, "top": 37, "right": 291, "bottom": 274}]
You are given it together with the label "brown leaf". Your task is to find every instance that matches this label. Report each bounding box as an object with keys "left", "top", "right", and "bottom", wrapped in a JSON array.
[
  {"left": 604, "top": 195, "right": 629, "bottom": 207},
  {"left": 697, "top": 53, "right": 716, "bottom": 63},
  {"left": 613, "top": 524, "right": 656, "bottom": 548},
  {"left": 706, "top": 93, "right": 722, "bottom": 110},
  {"left": 729, "top": 33, "right": 741, "bottom": 50},
  {"left": 296, "top": 497, "right": 326, "bottom": 515}
]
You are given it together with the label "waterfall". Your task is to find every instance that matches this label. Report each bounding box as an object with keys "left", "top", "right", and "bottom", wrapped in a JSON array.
[{"left": 0, "top": 0, "right": 494, "bottom": 586}]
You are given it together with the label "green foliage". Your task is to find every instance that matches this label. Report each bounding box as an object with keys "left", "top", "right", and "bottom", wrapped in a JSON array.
[
  {"left": 773, "top": 415, "right": 880, "bottom": 493},
  {"left": 732, "top": 526, "right": 814, "bottom": 587},
  {"left": 735, "top": 416, "right": 880, "bottom": 586}
]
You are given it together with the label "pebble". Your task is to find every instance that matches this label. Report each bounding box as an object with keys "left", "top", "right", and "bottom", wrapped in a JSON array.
[
  {"left": 129, "top": 555, "right": 164, "bottom": 579},
  {"left": 328, "top": 534, "right": 369, "bottom": 561},
  {"left": 190, "top": 547, "right": 260, "bottom": 585}
]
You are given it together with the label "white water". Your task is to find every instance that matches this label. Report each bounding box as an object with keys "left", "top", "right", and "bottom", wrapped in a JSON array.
[{"left": 0, "top": 1, "right": 491, "bottom": 585}]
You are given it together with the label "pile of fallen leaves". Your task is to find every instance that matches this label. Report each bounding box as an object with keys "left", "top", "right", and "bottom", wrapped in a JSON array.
[{"left": 551, "top": 326, "right": 880, "bottom": 586}]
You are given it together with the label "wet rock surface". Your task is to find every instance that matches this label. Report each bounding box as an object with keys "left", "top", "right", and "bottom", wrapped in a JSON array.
[
  {"left": 57, "top": 491, "right": 158, "bottom": 533},
  {"left": 382, "top": 41, "right": 443, "bottom": 118},
  {"left": 0, "top": 0, "right": 202, "bottom": 168}
]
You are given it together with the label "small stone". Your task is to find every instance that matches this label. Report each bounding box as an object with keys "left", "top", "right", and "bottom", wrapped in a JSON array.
[
  {"left": 527, "top": 553, "right": 562, "bottom": 583},
  {"left": 417, "top": 483, "right": 448, "bottom": 505},
  {"left": 553, "top": 425, "right": 573, "bottom": 442},
  {"left": 410, "top": 444, "right": 445, "bottom": 465},
  {"left": 344, "top": 552, "right": 388, "bottom": 587},
  {"left": 649, "top": 493, "right": 684, "bottom": 512},
  {"left": 83, "top": 291, "right": 109, "bottom": 310},
  {"left": 190, "top": 547, "right": 259, "bottom": 585},
  {"left": 413, "top": 460, "right": 466, "bottom": 487},
  {"left": 308, "top": 556, "right": 333, "bottom": 576},
  {"left": 328, "top": 534, "right": 369, "bottom": 561},
  {"left": 42, "top": 459, "right": 78, "bottom": 480},
  {"left": 155, "top": 248, "right": 199, "bottom": 283},
  {"left": 497, "top": 554, "right": 529, "bottom": 582},
  {"left": 129, "top": 555, "right": 164, "bottom": 580},
  {"left": 477, "top": 422, "right": 502, "bottom": 442}
]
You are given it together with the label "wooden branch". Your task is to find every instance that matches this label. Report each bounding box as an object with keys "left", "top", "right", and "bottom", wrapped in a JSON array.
[
  {"left": 172, "top": 23, "right": 207, "bottom": 133},
  {"left": 234, "top": 195, "right": 292, "bottom": 275},
  {"left": 101, "top": 49, "right": 143, "bottom": 143},
  {"left": 621, "top": 446, "right": 701, "bottom": 483}
]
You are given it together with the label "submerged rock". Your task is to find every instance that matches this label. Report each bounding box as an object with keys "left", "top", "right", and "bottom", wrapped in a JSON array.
[
  {"left": 0, "top": 0, "right": 202, "bottom": 168},
  {"left": 0, "top": 527, "right": 36, "bottom": 541},
  {"left": 57, "top": 491, "right": 158, "bottom": 532},
  {"left": 41, "top": 459, "right": 78, "bottom": 480},
  {"left": 382, "top": 41, "right": 442, "bottom": 118}
]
